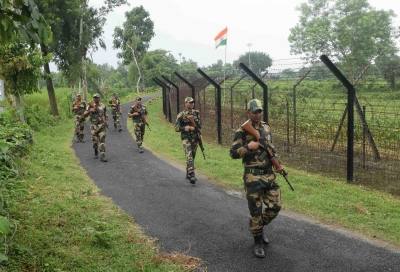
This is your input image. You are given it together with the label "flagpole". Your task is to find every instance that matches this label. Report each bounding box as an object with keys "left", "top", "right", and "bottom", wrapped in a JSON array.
[{"left": 223, "top": 26, "right": 227, "bottom": 106}]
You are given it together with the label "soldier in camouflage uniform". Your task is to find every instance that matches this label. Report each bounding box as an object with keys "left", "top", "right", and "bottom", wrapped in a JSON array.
[
  {"left": 174, "top": 97, "right": 201, "bottom": 184},
  {"left": 108, "top": 92, "right": 122, "bottom": 132},
  {"left": 82, "top": 93, "right": 109, "bottom": 162},
  {"left": 128, "top": 97, "right": 148, "bottom": 153},
  {"left": 72, "top": 93, "right": 86, "bottom": 142},
  {"left": 230, "top": 99, "right": 283, "bottom": 258}
]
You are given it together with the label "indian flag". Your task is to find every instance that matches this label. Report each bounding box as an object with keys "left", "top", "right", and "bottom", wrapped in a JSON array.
[{"left": 214, "top": 27, "right": 228, "bottom": 49}]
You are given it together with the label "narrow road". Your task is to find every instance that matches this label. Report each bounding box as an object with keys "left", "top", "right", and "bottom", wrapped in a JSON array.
[{"left": 73, "top": 93, "right": 400, "bottom": 271}]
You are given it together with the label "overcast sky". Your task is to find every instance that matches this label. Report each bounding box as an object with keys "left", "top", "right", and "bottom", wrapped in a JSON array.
[{"left": 89, "top": 0, "right": 400, "bottom": 69}]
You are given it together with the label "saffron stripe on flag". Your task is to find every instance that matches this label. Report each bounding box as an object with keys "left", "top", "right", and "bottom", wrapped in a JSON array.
[{"left": 214, "top": 27, "right": 228, "bottom": 41}]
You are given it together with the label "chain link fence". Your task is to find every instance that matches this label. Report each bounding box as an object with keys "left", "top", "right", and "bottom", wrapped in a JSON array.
[{"left": 158, "top": 57, "right": 400, "bottom": 196}]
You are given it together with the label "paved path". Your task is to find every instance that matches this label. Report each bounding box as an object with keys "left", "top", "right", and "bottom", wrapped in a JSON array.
[{"left": 73, "top": 94, "right": 400, "bottom": 271}]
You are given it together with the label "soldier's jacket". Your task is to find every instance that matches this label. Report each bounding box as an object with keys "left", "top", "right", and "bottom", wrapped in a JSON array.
[
  {"left": 86, "top": 102, "right": 108, "bottom": 124},
  {"left": 129, "top": 104, "right": 147, "bottom": 123},
  {"left": 109, "top": 98, "right": 121, "bottom": 111},
  {"left": 72, "top": 100, "right": 86, "bottom": 115},
  {"left": 174, "top": 110, "right": 201, "bottom": 140},
  {"left": 230, "top": 121, "right": 274, "bottom": 169}
]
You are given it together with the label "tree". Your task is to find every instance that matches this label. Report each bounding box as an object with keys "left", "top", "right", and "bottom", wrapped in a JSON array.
[
  {"left": 113, "top": 6, "right": 155, "bottom": 93},
  {"left": 288, "top": 0, "right": 399, "bottom": 83},
  {"left": 36, "top": 0, "right": 127, "bottom": 113},
  {"left": 233, "top": 51, "right": 273, "bottom": 75},
  {"left": 113, "top": 5, "right": 155, "bottom": 65},
  {"left": 0, "top": 37, "right": 51, "bottom": 122},
  {"left": 375, "top": 55, "right": 400, "bottom": 90},
  {"left": 0, "top": 0, "right": 51, "bottom": 47}
]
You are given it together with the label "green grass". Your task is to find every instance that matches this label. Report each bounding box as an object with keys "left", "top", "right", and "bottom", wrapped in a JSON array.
[
  {"left": 6, "top": 89, "right": 400, "bottom": 270},
  {"left": 7, "top": 113, "right": 201, "bottom": 271},
  {"left": 133, "top": 96, "right": 400, "bottom": 250}
]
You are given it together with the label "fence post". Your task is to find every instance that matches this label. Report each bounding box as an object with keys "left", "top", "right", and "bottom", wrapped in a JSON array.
[
  {"left": 152, "top": 79, "right": 166, "bottom": 117},
  {"left": 162, "top": 76, "right": 180, "bottom": 114},
  {"left": 174, "top": 72, "right": 195, "bottom": 108},
  {"left": 320, "top": 55, "right": 354, "bottom": 182},
  {"left": 239, "top": 62, "right": 268, "bottom": 123},
  {"left": 197, "top": 68, "right": 222, "bottom": 145},
  {"left": 154, "top": 77, "right": 172, "bottom": 123}
]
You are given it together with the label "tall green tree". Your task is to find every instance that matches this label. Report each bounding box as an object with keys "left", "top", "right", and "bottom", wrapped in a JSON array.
[
  {"left": 113, "top": 6, "right": 155, "bottom": 65},
  {"left": 36, "top": 0, "right": 127, "bottom": 113},
  {"left": 113, "top": 5, "right": 155, "bottom": 93},
  {"left": 233, "top": 51, "right": 273, "bottom": 75},
  {"left": 288, "top": 0, "right": 399, "bottom": 82}
]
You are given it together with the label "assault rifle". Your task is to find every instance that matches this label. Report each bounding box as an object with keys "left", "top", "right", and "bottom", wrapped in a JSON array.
[
  {"left": 241, "top": 120, "right": 294, "bottom": 191},
  {"left": 87, "top": 101, "right": 110, "bottom": 131},
  {"left": 187, "top": 115, "right": 206, "bottom": 160},
  {"left": 132, "top": 105, "right": 151, "bottom": 131}
]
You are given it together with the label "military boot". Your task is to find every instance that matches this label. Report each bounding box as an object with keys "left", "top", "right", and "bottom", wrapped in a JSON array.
[
  {"left": 100, "top": 153, "right": 108, "bottom": 162},
  {"left": 253, "top": 235, "right": 265, "bottom": 258},
  {"left": 118, "top": 125, "right": 122, "bottom": 132},
  {"left": 94, "top": 149, "right": 99, "bottom": 159},
  {"left": 188, "top": 172, "right": 197, "bottom": 184},
  {"left": 262, "top": 232, "right": 269, "bottom": 245},
  {"left": 139, "top": 146, "right": 143, "bottom": 153}
]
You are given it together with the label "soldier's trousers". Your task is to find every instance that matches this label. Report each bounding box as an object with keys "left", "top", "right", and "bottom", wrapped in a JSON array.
[
  {"left": 134, "top": 121, "right": 145, "bottom": 147},
  {"left": 74, "top": 115, "right": 85, "bottom": 139},
  {"left": 90, "top": 123, "right": 106, "bottom": 154},
  {"left": 112, "top": 110, "right": 121, "bottom": 130},
  {"left": 244, "top": 172, "right": 281, "bottom": 237},
  {"left": 181, "top": 138, "right": 198, "bottom": 174}
]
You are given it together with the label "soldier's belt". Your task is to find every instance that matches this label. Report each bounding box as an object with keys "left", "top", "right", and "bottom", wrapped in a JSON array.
[{"left": 244, "top": 167, "right": 272, "bottom": 175}]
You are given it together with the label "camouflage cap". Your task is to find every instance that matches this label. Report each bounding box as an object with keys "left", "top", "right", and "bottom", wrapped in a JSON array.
[
  {"left": 248, "top": 99, "right": 263, "bottom": 113},
  {"left": 76, "top": 93, "right": 81, "bottom": 96},
  {"left": 135, "top": 97, "right": 142, "bottom": 101},
  {"left": 113, "top": 92, "right": 118, "bottom": 95},
  {"left": 93, "top": 93, "right": 100, "bottom": 98},
  {"left": 185, "top": 97, "right": 195, "bottom": 103}
]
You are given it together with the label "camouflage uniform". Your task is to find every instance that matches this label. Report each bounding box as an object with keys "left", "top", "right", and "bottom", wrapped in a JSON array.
[
  {"left": 72, "top": 98, "right": 86, "bottom": 142},
  {"left": 86, "top": 101, "right": 108, "bottom": 161},
  {"left": 230, "top": 122, "right": 281, "bottom": 239},
  {"left": 129, "top": 104, "right": 148, "bottom": 149},
  {"left": 109, "top": 94, "right": 122, "bottom": 131},
  {"left": 174, "top": 109, "right": 201, "bottom": 177}
]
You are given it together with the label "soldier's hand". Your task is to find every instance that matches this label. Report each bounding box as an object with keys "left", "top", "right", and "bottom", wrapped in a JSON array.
[
  {"left": 247, "top": 141, "right": 261, "bottom": 151},
  {"left": 89, "top": 108, "right": 96, "bottom": 113},
  {"left": 274, "top": 165, "right": 284, "bottom": 175},
  {"left": 133, "top": 112, "right": 139, "bottom": 116}
]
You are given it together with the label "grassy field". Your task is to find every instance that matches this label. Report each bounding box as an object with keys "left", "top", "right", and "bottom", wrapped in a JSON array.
[{"left": 5, "top": 89, "right": 400, "bottom": 270}]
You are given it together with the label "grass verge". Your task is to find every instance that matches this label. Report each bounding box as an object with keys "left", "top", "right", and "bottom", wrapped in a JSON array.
[
  {"left": 7, "top": 116, "right": 202, "bottom": 271},
  {"left": 130, "top": 96, "right": 400, "bottom": 250}
]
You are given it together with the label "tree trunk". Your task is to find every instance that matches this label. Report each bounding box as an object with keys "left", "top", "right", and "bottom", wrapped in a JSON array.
[
  {"left": 40, "top": 43, "right": 59, "bottom": 116},
  {"left": 13, "top": 94, "right": 25, "bottom": 123}
]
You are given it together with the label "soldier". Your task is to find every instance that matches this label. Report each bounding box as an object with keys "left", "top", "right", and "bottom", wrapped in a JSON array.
[
  {"left": 128, "top": 97, "right": 148, "bottom": 153},
  {"left": 229, "top": 99, "right": 283, "bottom": 258},
  {"left": 82, "top": 93, "right": 109, "bottom": 162},
  {"left": 174, "top": 97, "right": 201, "bottom": 184},
  {"left": 108, "top": 92, "right": 122, "bottom": 132},
  {"left": 72, "top": 93, "right": 86, "bottom": 142}
]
